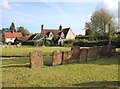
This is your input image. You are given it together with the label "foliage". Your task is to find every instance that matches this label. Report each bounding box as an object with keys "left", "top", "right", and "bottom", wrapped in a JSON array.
[
  {"left": 22, "top": 40, "right": 37, "bottom": 46},
  {"left": 2, "top": 28, "right": 10, "bottom": 32},
  {"left": 73, "top": 40, "right": 120, "bottom": 47},
  {"left": 44, "top": 39, "right": 51, "bottom": 46},
  {"left": 85, "top": 22, "right": 93, "bottom": 36},
  {"left": 10, "top": 22, "right": 16, "bottom": 32},
  {"left": 75, "top": 35, "right": 94, "bottom": 41},
  {"left": 85, "top": 9, "right": 117, "bottom": 41},
  {"left": 17, "top": 27, "right": 30, "bottom": 36},
  {"left": 51, "top": 37, "right": 59, "bottom": 45},
  {"left": 64, "top": 40, "right": 75, "bottom": 47}
]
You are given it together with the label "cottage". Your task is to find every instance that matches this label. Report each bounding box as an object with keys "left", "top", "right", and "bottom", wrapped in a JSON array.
[
  {"left": 40, "top": 24, "right": 75, "bottom": 44},
  {"left": 0, "top": 31, "right": 3, "bottom": 44},
  {"left": 4, "top": 31, "right": 22, "bottom": 43}
]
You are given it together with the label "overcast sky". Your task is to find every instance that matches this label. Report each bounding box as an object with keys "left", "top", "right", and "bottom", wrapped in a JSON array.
[{"left": 0, "top": 0, "right": 119, "bottom": 35}]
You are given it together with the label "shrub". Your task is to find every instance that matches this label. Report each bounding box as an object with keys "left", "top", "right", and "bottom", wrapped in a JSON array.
[
  {"left": 64, "top": 40, "right": 75, "bottom": 47},
  {"left": 73, "top": 39, "right": 120, "bottom": 47},
  {"left": 75, "top": 35, "right": 93, "bottom": 41},
  {"left": 73, "top": 40, "right": 97, "bottom": 47},
  {"left": 44, "top": 39, "right": 51, "bottom": 46},
  {"left": 112, "top": 38, "right": 120, "bottom": 48},
  {"left": 22, "top": 40, "right": 37, "bottom": 46}
]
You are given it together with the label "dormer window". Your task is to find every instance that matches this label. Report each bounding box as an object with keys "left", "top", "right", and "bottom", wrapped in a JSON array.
[{"left": 49, "top": 32, "right": 53, "bottom": 38}]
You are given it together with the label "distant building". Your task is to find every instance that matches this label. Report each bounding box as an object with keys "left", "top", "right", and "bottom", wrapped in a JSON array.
[
  {"left": 4, "top": 32, "right": 22, "bottom": 43},
  {"left": 40, "top": 24, "right": 75, "bottom": 44},
  {"left": 15, "top": 36, "right": 29, "bottom": 42},
  {"left": 25, "top": 24, "right": 75, "bottom": 46},
  {"left": 0, "top": 31, "right": 2, "bottom": 44}
]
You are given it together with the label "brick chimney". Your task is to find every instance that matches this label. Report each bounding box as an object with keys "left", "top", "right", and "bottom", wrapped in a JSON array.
[
  {"left": 59, "top": 25, "right": 62, "bottom": 30},
  {"left": 41, "top": 24, "right": 44, "bottom": 32}
]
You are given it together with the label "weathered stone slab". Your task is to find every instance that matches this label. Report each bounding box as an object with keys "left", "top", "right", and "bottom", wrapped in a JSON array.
[
  {"left": 62, "top": 51, "right": 72, "bottom": 64},
  {"left": 87, "top": 47, "right": 94, "bottom": 61},
  {"left": 99, "top": 46, "right": 108, "bottom": 57},
  {"left": 71, "top": 46, "right": 80, "bottom": 62},
  {"left": 87, "top": 47, "right": 100, "bottom": 61},
  {"left": 93, "top": 46, "right": 101, "bottom": 59},
  {"left": 107, "top": 45, "right": 116, "bottom": 56},
  {"left": 52, "top": 50, "right": 62, "bottom": 66},
  {"left": 29, "top": 51, "right": 44, "bottom": 68},
  {"left": 79, "top": 48, "right": 88, "bottom": 61}
]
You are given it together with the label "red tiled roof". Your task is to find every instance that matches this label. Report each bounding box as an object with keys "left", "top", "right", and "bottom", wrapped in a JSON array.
[{"left": 5, "top": 32, "right": 22, "bottom": 38}]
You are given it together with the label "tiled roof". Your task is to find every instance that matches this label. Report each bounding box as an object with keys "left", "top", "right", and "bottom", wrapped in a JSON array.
[
  {"left": 42, "top": 28, "right": 70, "bottom": 38},
  {"left": 43, "top": 29, "right": 61, "bottom": 37},
  {"left": 28, "top": 34, "right": 37, "bottom": 40},
  {"left": 28, "top": 33, "right": 42, "bottom": 40},
  {"left": 5, "top": 32, "right": 22, "bottom": 38},
  {"left": 16, "top": 36, "right": 29, "bottom": 42},
  {"left": 62, "top": 28, "right": 70, "bottom": 37}
]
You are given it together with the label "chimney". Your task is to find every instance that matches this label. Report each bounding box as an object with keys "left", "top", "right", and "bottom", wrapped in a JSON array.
[
  {"left": 59, "top": 25, "right": 62, "bottom": 30},
  {"left": 41, "top": 24, "right": 44, "bottom": 32}
]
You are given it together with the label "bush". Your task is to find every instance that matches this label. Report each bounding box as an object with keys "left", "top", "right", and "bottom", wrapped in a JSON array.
[
  {"left": 112, "top": 38, "right": 120, "bottom": 48},
  {"left": 44, "top": 39, "right": 51, "bottom": 46},
  {"left": 73, "top": 39, "right": 120, "bottom": 47},
  {"left": 97, "top": 40, "right": 109, "bottom": 46},
  {"left": 22, "top": 40, "right": 37, "bottom": 46},
  {"left": 73, "top": 40, "right": 97, "bottom": 47},
  {"left": 64, "top": 40, "right": 75, "bottom": 47},
  {"left": 75, "top": 35, "right": 93, "bottom": 41}
]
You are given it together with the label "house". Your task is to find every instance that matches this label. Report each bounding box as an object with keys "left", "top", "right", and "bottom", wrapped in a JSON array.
[
  {"left": 4, "top": 31, "right": 22, "bottom": 43},
  {"left": 27, "top": 33, "right": 44, "bottom": 46},
  {"left": 40, "top": 24, "right": 75, "bottom": 44},
  {"left": 15, "top": 36, "right": 29, "bottom": 42},
  {"left": 0, "top": 31, "right": 3, "bottom": 44}
]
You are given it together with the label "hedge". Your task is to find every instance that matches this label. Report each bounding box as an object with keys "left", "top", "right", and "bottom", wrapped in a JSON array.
[
  {"left": 22, "top": 40, "right": 37, "bottom": 46},
  {"left": 73, "top": 40, "right": 120, "bottom": 48}
]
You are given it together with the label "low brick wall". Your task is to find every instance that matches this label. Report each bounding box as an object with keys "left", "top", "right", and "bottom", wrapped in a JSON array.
[{"left": 52, "top": 45, "right": 116, "bottom": 65}]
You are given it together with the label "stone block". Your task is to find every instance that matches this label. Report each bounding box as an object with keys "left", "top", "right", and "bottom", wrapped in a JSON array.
[
  {"left": 52, "top": 50, "right": 62, "bottom": 66},
  {"left": 87, "top": 47, "right": 100, "bottom": 61},
  {"left": 71, "top": 46, "right": 80, "bottom": 61},
  {"left": 79, "top": 48, "right": 88, "bottom": 61},
  {"left": 29, "top": 51, "right": 44, "bottom": 68},
  {"left": 62, "top": 51, "right": 72, "bottom": 64}
]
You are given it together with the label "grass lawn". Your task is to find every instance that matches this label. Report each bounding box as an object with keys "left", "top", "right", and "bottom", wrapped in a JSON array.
[
  {"left": 1, "top": 46, "right": 120, "bottom": 87},
  {"left": 2, "top": 46, "right": 71, "bottom": 57}
]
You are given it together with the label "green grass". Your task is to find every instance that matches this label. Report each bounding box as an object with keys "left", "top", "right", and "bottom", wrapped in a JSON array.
[
  {"left": 1, "top": 46, "right": 120, "bottom": 87},
  {"left": 2, "top": 46, "right": 70, "bottom": 57}
]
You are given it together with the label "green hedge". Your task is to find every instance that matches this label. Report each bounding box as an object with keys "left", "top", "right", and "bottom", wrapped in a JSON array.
[
  {"left": 22, "top": 40, "right": 37, "bottom": 46},
  {"left": 64, "top": 40, "right": 74, "bottom": 47},
  {"left": 73, "top": 40, "right": 120, "bottom": 48}
]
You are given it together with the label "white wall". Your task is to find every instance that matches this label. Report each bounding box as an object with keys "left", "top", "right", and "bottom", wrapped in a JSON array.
[
  {"left": 66, "top": 29, "right": 75, "bottom": 40},
  {"left": 6, "top": 38, "right": 15, "bottom": 43}
]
